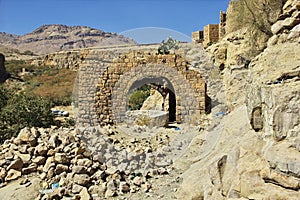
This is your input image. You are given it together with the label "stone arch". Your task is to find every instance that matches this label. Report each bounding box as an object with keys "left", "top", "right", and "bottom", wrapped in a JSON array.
[
  {"left": 93, "top": 51, "right": 206, "bottom": 126},
  {"left": 126, "top": 76, "right": 176, "bottom": 122},
  {"left": 112, "top": 64, "right": 199, "bottom": 123}
]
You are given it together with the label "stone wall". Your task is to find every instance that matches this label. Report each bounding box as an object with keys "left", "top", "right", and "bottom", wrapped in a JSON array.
[
  {"left": 192, "top": 31, "right": 204, "bottom": 43},
  {"left": 203, "top": 24, "right": 220, "bottom": 47},
  {"left": 31, "top": 49, "right": 90, "bottom": 70},
  {"left": 193, "top": 11, "right": 226, "bottom": 47},
  {"left": 75, "top": 44, "right": 207, "bottom": 127}
]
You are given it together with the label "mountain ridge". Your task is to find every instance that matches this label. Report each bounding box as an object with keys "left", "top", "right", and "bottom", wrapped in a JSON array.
[{"left": 0, "top": 24, "right": 137, "bottom": 55}]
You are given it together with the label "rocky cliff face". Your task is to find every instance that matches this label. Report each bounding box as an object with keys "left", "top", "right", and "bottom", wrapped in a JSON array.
[
  {"left": 0, "top": 24, "right": 137, "bottom": 55},
  {"left": 177, "top": 0, "right": 300, "bottom": 199},
  {"left": 225, "top": 0, "right": 286, "bottom": 58}
]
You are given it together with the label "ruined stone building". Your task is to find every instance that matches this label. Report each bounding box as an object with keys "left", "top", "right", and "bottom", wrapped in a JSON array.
[{"left": 192, "top": 11, "right": 227, "bottom": 47}]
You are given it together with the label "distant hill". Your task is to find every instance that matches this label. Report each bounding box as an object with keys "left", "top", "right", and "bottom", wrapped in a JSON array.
[{"left": 0, "top": 24, "right": 137, "bottom": 55}]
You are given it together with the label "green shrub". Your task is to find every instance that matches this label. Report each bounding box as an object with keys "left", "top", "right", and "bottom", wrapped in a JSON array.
[
  {"left": 0, "top": 85, "right": 54, "bottom": 143},
  {"left": 128, "top": 85, "right": 151, "bottom": 110}
]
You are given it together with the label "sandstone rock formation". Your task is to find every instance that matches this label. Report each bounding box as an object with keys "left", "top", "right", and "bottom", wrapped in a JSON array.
[
  {"left": 0, "top": 24, "right": 136, "bottom": 55},
  {"left": 141, "top": 90, "right": 169, "bottom": 111},
  {"left": 225, "top": 0, "right": 286, "bottom": 58},
  {"left": 176, "top": 0, "right": 300, "bottom": 199}
]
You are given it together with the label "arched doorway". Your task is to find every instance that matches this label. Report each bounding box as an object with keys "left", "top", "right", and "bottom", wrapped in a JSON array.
[{"left": 126, "top": 76, "right": 176, "bottom": 123}]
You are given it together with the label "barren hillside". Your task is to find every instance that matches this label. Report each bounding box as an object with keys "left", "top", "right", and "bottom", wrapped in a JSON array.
[{"left": 0, "top": 24, "right": 137, "bottom": 55}]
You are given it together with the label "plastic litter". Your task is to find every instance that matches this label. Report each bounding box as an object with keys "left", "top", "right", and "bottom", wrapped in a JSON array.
[
  {"left": 52, "top": 182, "right": 59, "bottom": 189},
  {"left": 216, "top": 111, "right": 226, "bottom": 117},
  {"left": 39, "top": 189, "right": 54, "bottom": 194}
]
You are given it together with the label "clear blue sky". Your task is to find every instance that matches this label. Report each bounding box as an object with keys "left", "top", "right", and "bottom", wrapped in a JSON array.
[{"left": 0, "top": 0, "right": 230, "bottom": 43}]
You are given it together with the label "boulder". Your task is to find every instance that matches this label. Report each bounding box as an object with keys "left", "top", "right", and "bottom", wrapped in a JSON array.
[{"left": 17, "top": 127, "right": 37, "bottom": 146}]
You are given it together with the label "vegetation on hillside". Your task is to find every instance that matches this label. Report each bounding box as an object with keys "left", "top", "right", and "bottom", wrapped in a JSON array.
[
  {"left": 0, "top": 59, "right": 77, "bottom": 143},
  {"left": 5, "top": 60, "right": 76, "bottom": 106}
]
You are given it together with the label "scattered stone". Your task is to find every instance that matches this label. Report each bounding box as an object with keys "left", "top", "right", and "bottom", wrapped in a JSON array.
[
  {"left": 119, "top": 181, "right": 130, "bottom": 193},
  {"left": 54, "top": 153, "right": 70, "bottom": 164},
  {"left": 72, "top": 184, "right": 83, "bottom": 194},
  {"left": 73, "top": 174, "right": 90, "bottom": 186},
  {"left": 6, "top": 158, "right": 23, "bottom": 171},
  {"left": 5, "top": 169, "right": 21, "bottom": 181},
  {"left": 79, "top": 187, "right": 90, "bottom": 200},
  {"left": 22, "top": 163, "right": 37, "bottom": 174}
]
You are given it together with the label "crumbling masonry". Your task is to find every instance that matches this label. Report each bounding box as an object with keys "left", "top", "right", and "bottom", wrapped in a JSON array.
[{"left": 75, "top": 45, "right": 208, "bottom": 127}]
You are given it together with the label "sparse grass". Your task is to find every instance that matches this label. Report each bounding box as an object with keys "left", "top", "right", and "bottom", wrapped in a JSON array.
[
  {"left": 24, "top": 68, "right": 76, "bottom": 106},
  {"left": 136, "top": 115, "right": 151, "bottom": 126},
  {"left": 5, "top": 59, "right": 76, "bottom": 106}
]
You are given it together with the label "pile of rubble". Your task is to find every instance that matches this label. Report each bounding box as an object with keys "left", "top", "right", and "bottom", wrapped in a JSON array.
[{"left": 0, "top": 127, "right": 171, "bottom": 199}]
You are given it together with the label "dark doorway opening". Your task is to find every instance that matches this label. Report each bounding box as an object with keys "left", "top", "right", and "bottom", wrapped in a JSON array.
[
  {"left": 168, "top": 90, "right": 176, "bottom": 122},
  {"left": 127, "top": 76, "right": 177, "bottom": 123}
]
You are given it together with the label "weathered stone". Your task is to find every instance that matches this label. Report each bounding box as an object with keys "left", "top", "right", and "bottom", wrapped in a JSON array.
[
  {"left": 17, "top": 144, "right": 28, "bottom": 154},
  {"left": 34, "top": 144, "right": 48, "bottom": 156},
  {"left": 73, "top": 147, "right": 85, "bottom": 155},
  {"left": 261, "top": 168, "right": 300, "bottom": 190},
  {"left": 55, "top": 164, "right": 69, "bottom": 175},
  {"left": 91, "top": 170, "right": 105, "bottom": 180},
  {"left": 88, "top": 185, "right": 106, "bottom": 197},
  {"left": 16, "top": 153, "right": 31, "bottom": 164},
  {"left": 47, "top": 167, "right": 55, "bottom": 178},
  {"left": 132, "top": 176, "right": 143, "bottom": 186},
  {"left": 105, "top": 180, "right": 117, "bottom": 197},
  {"left": 0, "top": 168, "right": 7, "bottom": 180},
  {"left": 54, "top": 153, "right": 70, "bottom": 164},
  {"left": 5, "top": 169, "right": 21, "bottom": 181},
  {"left": 73, "top": 174, "right": 90, "bottom": 186},
  {"left": 6, "top": 158, "right": 23, "bottom": 171},
  {"left": 22, "top": 163, "right": 37, "bottom": 174},
  {"left": 79, "top": 187, "right": 90, "bottom": 200},
  {"left": 72, "top": 184, "right": 83, "bottom": 194},
  {"left": 43, "top": 157, "right": 55, "bottom": 172},
  {"left": 141, "top": 181, "right": 151, "bottom": 192},
  {"left": 32, "top": 156, "right": 46, "bottom": 165},
  {"left": 272, "top": 17, "right": 300, "bottom": 34},
  {"left": 17, "top": 127, "right": 37, "bottom": 146},
  {"left": 72, "top": 166, "right": 88, "bottom": 174},
  {"left": 48, "top": 134, "right": 60, "bottom": 148},
  {"left": 47, "top": 149, "right": 56, "bottom": 156},
  {"left": 119, "top": 181, "right": 130, "bottom": 193},
  {"left": 76, "top": 158, "right": 92, "bottom": 167}
]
